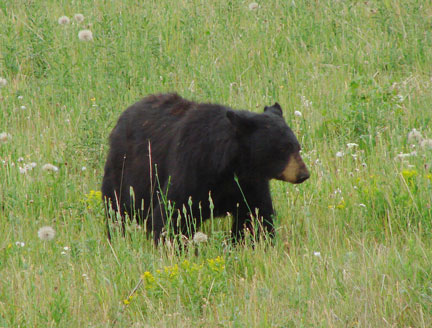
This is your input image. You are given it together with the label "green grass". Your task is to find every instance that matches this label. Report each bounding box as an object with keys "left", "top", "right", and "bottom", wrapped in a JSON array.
[{"left": 1, "top": 0, "right": 432, "bottom": 326}]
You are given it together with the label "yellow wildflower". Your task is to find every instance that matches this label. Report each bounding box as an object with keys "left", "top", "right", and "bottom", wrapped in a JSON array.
[
  {"left": 207, "top": 256, "right": 225, "bottom": 273},
  {"left": 163, "top": 264, "right": 179, "bottom": 279},
  {"left": 84, "top": 190, "right": 102, "bottom": 210},
  {"left": 336, "top": 199, "right": 346, "bottom": 209},
  {"left": 141, "top": 271, "right": 156, "bottom": 289},
  {"left": 402, "top": 169, "right": 418, "bottom": 179}
]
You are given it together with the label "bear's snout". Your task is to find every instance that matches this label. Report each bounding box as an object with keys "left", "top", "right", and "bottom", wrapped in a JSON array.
[
  {"left": 278, "top": 152, "right": 310, "bottom": 184},
  {"left": 294, "top": 169, "right": 310, "bottom": 184}
]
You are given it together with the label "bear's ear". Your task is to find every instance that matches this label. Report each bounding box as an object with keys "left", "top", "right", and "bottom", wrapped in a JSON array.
[
  {"left": 264, "top": 102, "right": 283, "bottom": 116},
  {"left": 226, "top": 111, "right": 256, "bottom": 133}
]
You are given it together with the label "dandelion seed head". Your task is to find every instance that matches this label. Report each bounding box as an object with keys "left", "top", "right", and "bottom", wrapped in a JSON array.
[
  {"left": 78, "top": 29, "right": 93, "bottom": 41},
  {"left": 74, "top": 13, "right": 84, "bottom": 22},
  {"left": 294, "top": 110, "right": 302, "bottom": 117},
  {"left": 408, "top": 128, "right": 422, "bottom": 144},
  {"left": 15, "top": 241, "right": 25, "bottom": 247},
  {"left": 38, "top": 226, "right": 56, "bottom": 241},
  {"left": 0, "top": 77, "right": 7, "bottom": 87},
  {"left": 193, "top": 231, "right": 208, "bottom": 244},
  {"left": 58, "top": 15, "right": 70, "bottom": 25},
  {"left": 42, "top": 163, "right": 59, "bottom": 172},
  {"left": 249, "top": 2, "right": 259, "bottom": 10}
]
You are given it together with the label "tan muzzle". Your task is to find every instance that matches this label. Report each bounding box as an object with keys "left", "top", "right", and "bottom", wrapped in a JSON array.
[{"left": 278, "top": 152, "right": 310, "bottom": 184}]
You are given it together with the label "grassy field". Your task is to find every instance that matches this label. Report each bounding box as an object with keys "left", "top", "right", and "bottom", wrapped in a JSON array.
[{"left": 1, "top": 0, "right": 432, "bottom": 326}]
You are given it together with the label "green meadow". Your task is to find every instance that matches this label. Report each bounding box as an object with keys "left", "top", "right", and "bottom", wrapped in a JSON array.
[{"left": 1, "top": 0, "right": 431, "bottom": 326}]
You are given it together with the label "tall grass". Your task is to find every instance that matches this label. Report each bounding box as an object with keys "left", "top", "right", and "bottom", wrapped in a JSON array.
[{"left": 1, "top": 0, "right": 431, "bottom": 326}]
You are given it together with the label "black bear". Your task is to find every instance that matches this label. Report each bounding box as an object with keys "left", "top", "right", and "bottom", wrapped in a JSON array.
[{"left": 101, "top": 93, "right": 309, "bottom": 243}]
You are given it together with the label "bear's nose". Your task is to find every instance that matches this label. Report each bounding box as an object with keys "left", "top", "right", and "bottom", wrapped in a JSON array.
[{"left": 295, "top": 171, "right": 310, "bottom": 184}]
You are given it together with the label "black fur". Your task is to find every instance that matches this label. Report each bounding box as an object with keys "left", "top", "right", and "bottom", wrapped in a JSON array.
[{"left": 102, "top": 93, "right": 307, "bottom": 243}]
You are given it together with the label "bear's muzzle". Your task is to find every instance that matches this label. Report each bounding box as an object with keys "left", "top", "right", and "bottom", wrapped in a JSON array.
[{"left": 278, "top": 152, "right": 310, "bottom": 184}]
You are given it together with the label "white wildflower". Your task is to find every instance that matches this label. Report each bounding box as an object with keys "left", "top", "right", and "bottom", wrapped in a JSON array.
[
  {"left": 420, "top": 139, "right": 432, "bottom": 149},
  {"left": 347, "top": 143, "right": 358, "bottom": 149},
  {"left": 294, "top": 110, "right": 302, "bottom": 117},
  {"left": 249, "top": 2, "right": 259, "bottom": 10},
  {"left": 336, "top": 151, "right": 344, "bottom": 158},
  {"left": 193, "top": 232, "right": 208, "bottom": 244},
  {"left": 395, "top": 153, "right": 410, "bottom": 160},
  {"left": 20, "top": 105, "right": 26, "bottom": 110},
  {"left": 358, "top": 203, "right": 366, "bottom": 208},
  {"left": 19, "top": 166, "right": 27, "bottom": 174},
  {"left": 78, "top": 29, "right": 93, "bottom": 41},
  {"left": 300, "top": 95, "right": 313, "bottom": 108},
  {"left": 42, "top": 163, "right": 59, "bottom": 172},
  {"left": 18, "top": 95, "right": 23, "bottom": 100},
  {"left": 63, "top": 246, "right": 70, "bottom": 251},
  {"left": 38, "top": 226, "right": 56, "bottom": 241},
  {"left": 313, "top": 251, "right": 321, "bottom": 257},
  {"left": 17, "top": 157, "right": 24, "bottom": 162},
  {"left": 15, "top": 241, "right": 25, "bottom": 247},
  {"left": 395, "top": 151, "right": 417, "bottom": 160},
  {"left": 81, "top": 166, "right": 87, "bottom": 171},
  {"left": 58, "top": 15, "right": 70, "bottom": 25},
  {"left": 74, "top": 13, "right": 84, "bottom": 23},
  {"left": 0, "top": 132, "right": 11, "bottom": 143}
]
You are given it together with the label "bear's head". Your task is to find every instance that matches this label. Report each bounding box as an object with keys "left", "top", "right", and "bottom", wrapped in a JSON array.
[{"left": 227, "top": 103, "right": 309, "bottom": 184}]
